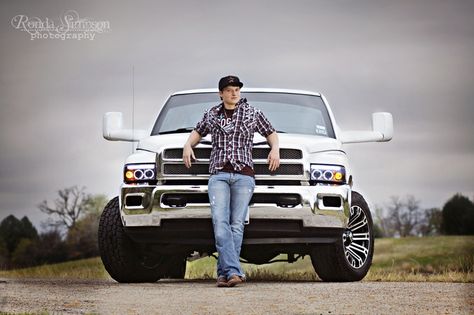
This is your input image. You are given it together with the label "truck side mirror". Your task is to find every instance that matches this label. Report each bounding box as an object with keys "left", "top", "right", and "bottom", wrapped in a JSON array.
[
  {"left": 103, "top": 112, "right": 147, "bottom": 142},
  {"left": 372, "top": 112, "right": 393, "bottom": 141},
  {"left": 339, "top": 112, "right": 393, "bottom": 144}
]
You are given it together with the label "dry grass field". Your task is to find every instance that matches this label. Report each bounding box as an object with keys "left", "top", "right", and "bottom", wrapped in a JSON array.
[{"left": 1, "top": 236, "right": 472, "bottom": 282}]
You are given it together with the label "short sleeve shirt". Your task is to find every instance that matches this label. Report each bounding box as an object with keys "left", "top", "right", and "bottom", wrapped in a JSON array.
[{"left": 194, "top": 97, "right": 275, "bottom": 174}]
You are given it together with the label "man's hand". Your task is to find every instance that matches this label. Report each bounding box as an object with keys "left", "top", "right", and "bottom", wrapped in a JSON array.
[
  {"left": 267, "top": 148, "right": 280, "bottom": 171},
  {"left": 183, "top": 130, "right": 202, "bottom": 168},
  {"left": 183, "top": 144, "right": 196, "bottom": 168},
  {"left": 266, "top": 131, "right": 280, "bottom": 171}
]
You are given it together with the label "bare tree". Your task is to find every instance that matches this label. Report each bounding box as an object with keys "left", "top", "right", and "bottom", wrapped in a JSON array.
[
  {"left": 386, "top": 195, "right": 423, "bottom": 237},
  {"left": 418, "top": 207, "right": 442, "bottom": 236},
  {"left": 66, "top": 194, "right": 108, "bottom": 259},
  {"left": 373, "top": 205, "right": 389, "bottom": 237},
  {"left": 38, "top": 186, "right": 91, "bottom": 231},
  {"left": 402, "top": 195, "right": 421, "bottom": 236},
  {"left": 387, "top": 196, "right": 404, "bottom": 237}
]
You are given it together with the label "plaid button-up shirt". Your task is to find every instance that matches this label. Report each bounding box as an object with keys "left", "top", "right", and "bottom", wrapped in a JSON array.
[{"left": 194, "top": 98, "right": 276, "bottom": 174}]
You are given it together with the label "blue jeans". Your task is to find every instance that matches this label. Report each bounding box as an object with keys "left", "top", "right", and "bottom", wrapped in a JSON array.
[{"left": 208, "top": 172, "right": 255, "bottom": 279}]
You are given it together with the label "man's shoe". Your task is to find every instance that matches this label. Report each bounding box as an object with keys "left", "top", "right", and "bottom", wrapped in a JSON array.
[
  {"left": 227, "top": 275, "right": 243, "bottom": 287},
  {"left": 216, "top": 276, "right": 228, "bottom": 287}
]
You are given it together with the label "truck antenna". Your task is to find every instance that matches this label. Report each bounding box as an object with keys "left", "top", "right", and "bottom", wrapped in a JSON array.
[{"left": 131, "top": 65, "right": 135, "bottom": 153}]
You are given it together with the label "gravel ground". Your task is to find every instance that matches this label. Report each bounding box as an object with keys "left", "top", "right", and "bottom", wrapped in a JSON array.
[{"left": 0, "top": 278, "right": 472, "bottom": 314}]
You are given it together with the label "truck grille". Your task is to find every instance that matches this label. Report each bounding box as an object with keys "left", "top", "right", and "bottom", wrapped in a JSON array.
[
  {"left": 161, "top": 147, "right": 305, "bottom": 178},
  {"left": 164, "top": 148, "right": 302, "bottom": 160},
  {"left": 163, "top": 163, "right": 304, "bottom": 175}
]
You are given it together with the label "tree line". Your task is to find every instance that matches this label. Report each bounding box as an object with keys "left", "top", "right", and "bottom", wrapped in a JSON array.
[
  {"left": 373, "top": 193, "right": 474, "bottom": 237},
  {"left": 0, "top": 186, "right": 107, "bottom": 270},
  {"left": 0, "top": 186, "right": 473, "bottom": 270}
]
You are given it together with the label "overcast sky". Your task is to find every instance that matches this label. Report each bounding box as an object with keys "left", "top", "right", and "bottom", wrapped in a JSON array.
[{"left": 1, "top": 0, "right": 473, "bottom": 229}]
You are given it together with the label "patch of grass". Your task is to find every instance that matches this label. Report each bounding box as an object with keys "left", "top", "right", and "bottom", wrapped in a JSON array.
[
  {"left": 186, "top": 254, "right": 318, "bottom": 281},
  {"left": 366, "top": 235, "right": 474, "bottom": 282},
  {"left": 186, "top": 236, "right": 474, "bottom": 282},
  {"left": 372, "top": 235, "right": 474, "bottom": 270},
  {"left": 0, "top": 257, "right": 109, "bottom": 280},
  {"left": 1, "top": 236, "right": 473, "bottom": 282}
]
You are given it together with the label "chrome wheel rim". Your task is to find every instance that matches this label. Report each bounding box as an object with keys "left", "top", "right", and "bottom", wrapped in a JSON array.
[{"left": 343, "top": 205, "right": 371, "bottom": 269}]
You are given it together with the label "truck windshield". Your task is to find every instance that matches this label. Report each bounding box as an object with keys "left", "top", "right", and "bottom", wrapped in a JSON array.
[{"left": 151, "top": 92, "right": 335, "bottom": 138}]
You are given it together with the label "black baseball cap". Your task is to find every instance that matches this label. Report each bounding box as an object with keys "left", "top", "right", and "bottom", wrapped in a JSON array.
[{"left": 218, "top": 75, "right": 243, "bottom": 91}]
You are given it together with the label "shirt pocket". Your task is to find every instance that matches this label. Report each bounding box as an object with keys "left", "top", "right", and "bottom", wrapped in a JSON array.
[{"left": 240, "top": 115, "right": 256, "bottom": 136}]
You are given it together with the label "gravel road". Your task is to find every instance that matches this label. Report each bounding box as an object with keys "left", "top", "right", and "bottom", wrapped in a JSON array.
[{"left": 0, "top": 278, "right": 472, "bottom": 314}]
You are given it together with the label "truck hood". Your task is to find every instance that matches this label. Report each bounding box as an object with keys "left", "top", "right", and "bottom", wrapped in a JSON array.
[{"left": 137, "top": 133, "right": 343, "bottom": 154}]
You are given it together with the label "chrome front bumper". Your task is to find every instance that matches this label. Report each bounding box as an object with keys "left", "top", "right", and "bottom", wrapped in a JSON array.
[{"left": 119, "top": 183, "right": 351, "bottom": 229}]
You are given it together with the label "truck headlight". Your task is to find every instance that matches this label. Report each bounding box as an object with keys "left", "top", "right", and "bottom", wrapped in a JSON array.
[
  {"left": 124, "top": 163, "right": 156, "bottom": 184},
  {"left": 310, "top": 164, "right": 346, "bottom": 185}
]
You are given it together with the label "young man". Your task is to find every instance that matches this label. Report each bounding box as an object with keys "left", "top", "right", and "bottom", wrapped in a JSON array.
[{"left": 183, "top": 75, "right": 280, "bottom": 287}]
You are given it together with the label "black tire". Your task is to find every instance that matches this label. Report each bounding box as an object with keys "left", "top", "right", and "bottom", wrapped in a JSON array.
[
  {"left": 310, "top": 191, "right": 374, "bottom": 281},
  {"left": 98, "top": 197, "right": 161, "bottom": 283}
]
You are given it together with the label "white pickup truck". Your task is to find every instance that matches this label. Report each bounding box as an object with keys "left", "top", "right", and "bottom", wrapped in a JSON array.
[{"left": 98, "top": 88, "right": 393, "bottom": 282}]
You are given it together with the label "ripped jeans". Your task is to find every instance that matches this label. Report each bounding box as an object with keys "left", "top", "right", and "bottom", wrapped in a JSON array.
[{"left": 208, "top": 171, "right": 255, "bottom": 279}]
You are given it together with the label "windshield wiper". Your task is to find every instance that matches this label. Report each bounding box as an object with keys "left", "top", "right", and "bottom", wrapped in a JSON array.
[
  {"left": 159, "top": 128, "right": 285, "bottom": 137},
  {"left": 158, "top": 127, "right": 195, "bottom": 135},
  {"left": 253, "top": 131, "right": 286, "bottom": 146}
]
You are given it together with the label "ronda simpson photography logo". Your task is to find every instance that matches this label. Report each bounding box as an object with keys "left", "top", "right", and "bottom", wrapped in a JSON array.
[{"left": 10, "top": 10, "right": 110, "bottom": 41}]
